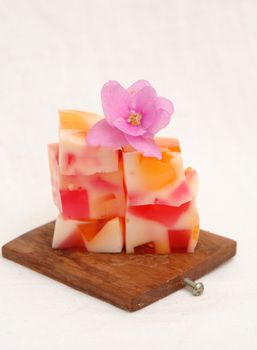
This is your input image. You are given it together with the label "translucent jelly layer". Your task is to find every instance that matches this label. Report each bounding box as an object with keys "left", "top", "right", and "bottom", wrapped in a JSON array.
[
  {"left": 53, "top": 215, "right": 124, "bottom": 253},
  {"left": 48, "top": 144, "right": 126, "bottom": 220}
]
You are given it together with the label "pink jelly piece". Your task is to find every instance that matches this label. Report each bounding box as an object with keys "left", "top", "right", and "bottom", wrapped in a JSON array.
[
  {"left": 128, "top": 202, "right": 190, "bottom": 227},
  {"left": 66, "top": 153, "right": 76, "bottom": 167},
  {"left": 60, "top": 189, "right": 89, "bottom": 220},
  {"left": 90, "top": 175, "right": 118, "bottom": 191},
  {"left": 168, "top": 229, "right": 191, "bottom": 252},
  {"left": 166, "top": 180, "right": 192, "bottom": 206},
  {"left": 152, "top": 179, "right": 192, "bottom": 207},
  {"left": 58, "top": 229, "right": 86, "bottom": 250}
]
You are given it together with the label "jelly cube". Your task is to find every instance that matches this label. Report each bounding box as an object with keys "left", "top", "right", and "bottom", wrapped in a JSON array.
[
  {"left": 123, "top": 137, "right": 192, "bottom": 207},
  {"left": 126, "top": 200, "right": 199, "bottom": 254},
  {"left": 125, "top": 166, "right": 199, "bottom": 254},
  {"left": 48, "top": 144, "right": 126, "bottom": 220}
]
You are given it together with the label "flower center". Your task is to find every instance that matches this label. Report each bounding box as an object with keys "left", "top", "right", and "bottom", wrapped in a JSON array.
[{"left": 128, "top": 112, "right": 142, "bottom": 126}]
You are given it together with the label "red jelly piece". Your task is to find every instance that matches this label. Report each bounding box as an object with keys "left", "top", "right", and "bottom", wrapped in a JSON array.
[
  {"left": 66, "top": 153, "right": 76, "bottom": 167},
  {"left": 168, "top": 229, "right": 191, "bottom": 252},
  {"left": 128, "top": 202, "right": 190, "bottom": 227},
  {"left": 60, "top": 189, "right": 89, "bottom": 220},
  {"left": 134, "top": 241, "right": 155, "bottom": 254},
  {"left": 58, "top": 229, "right": 86, "bottom": 250}
]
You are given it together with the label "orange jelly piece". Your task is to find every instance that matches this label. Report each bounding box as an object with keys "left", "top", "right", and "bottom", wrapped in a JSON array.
[
  {"left": 139, "top": 151, "right": 177, "bottom": 190},
  {"left": 59, "top": 110, "right": 101, "bottom": 131},
  {"left": 78, "top": 220, "right": 107, "bottom": 242}
]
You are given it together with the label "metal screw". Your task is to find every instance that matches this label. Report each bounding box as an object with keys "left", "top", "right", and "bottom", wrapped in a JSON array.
[{"left": 183, "top": 278, "right": 204, "bottom": 296}]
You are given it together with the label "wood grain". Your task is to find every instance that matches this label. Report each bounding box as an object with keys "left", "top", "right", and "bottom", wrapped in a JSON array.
[{"left": 2, "top": 222, "right": 237, "bottom": 311}]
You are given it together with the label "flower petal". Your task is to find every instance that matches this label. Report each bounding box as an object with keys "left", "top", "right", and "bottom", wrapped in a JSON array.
[
  {"left": 157, "top": 97, "right": 174, "bottom": 114},
  {"left": 131, "top": 86, "right": 157, "bottom": 112},
  {"left": 101, "top": 81, "right": 131, "bottom": 124},
  {"left": 86, "top": 119, "right": 127, "bottom": 148},
  {"left": 148, "top": 97, "right": 174, "bottom": 134},
  {"left": 148, "top": 109, "right": 171, "bottom": 134},
  {"left": 140, "top": 103, "right": 157, "bottom": 129},
  {"left": 125, "top": 134, "right": 162, "bottom": 159},
  {"left": 129, "top": 86, "right": 158, "bottom": 130},
  {"left": 127, "top": 80, "right": 151, "bottom": 95},
  {"left": 113, "top": 117, "right": 146, "bottom": 136}
]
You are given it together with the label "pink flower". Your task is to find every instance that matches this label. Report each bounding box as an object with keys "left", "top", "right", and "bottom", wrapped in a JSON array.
[{"left": 86, "top": 80, "right": 174, "bottom": 159}]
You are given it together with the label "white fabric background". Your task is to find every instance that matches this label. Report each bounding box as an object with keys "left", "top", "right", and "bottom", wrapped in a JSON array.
[{"left": 0, "top": 0, "right": 257, "bottom": 349}]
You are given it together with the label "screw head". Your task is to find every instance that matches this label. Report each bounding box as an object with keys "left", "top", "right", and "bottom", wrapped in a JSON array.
[{"left": 192, "top": 282, "right": 204, "bottom": 296}]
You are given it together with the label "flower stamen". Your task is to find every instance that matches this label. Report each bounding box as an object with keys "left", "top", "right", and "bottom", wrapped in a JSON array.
[{"left": 128, "top": 112, "right": 142, "bottom": 126}]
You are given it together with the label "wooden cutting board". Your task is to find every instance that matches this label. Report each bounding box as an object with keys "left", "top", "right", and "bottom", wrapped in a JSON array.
[{"left": 2, "top": 222, "right": 236, "bottom": 311}]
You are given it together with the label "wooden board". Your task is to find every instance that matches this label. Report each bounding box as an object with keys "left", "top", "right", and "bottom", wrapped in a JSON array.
[{"left": 2, "top": 222, "right": 236, "bottom": 311}]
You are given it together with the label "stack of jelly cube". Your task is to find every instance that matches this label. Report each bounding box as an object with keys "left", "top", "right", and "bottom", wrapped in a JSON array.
[
  {"left": 48, "top": 111, "right": 199, "bottom": 254},
  {"left": 48, "top": 111, "right": 126, "bottom": 253}
]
